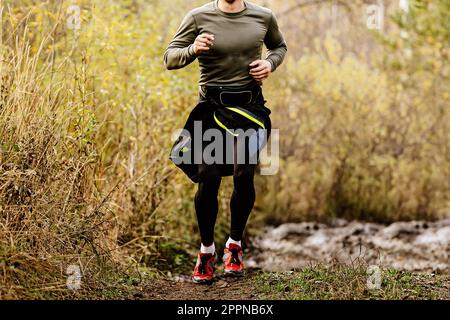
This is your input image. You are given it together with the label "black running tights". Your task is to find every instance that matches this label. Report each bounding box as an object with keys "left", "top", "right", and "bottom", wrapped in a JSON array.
[{"left": 194, "top": 163, "right": 256, "bottom": 246}]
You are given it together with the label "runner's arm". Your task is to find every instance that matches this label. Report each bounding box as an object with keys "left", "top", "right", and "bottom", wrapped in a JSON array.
[
  {"left": 164, "top": 13, "right": 198, "bottom": 70},
  {"left": 264, "top": 11, "right": 287, "bottom": 72}
]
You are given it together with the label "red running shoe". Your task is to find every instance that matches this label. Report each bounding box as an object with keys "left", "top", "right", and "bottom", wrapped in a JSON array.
[
  {"left": 223, "top": 243, "right": 244, "bottom": 276},
  {"left": 192, "top": 252, "right": 216, "bottom": 284}
]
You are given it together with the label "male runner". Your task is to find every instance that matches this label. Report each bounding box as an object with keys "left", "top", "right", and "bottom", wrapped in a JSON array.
[{"left": 164, "top": 0, "right": 287, "bottom": 283}]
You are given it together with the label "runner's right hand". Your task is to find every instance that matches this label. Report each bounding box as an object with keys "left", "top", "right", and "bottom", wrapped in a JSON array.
[{"left": 193, "top": 33, "right": 214, "bottom": 55}]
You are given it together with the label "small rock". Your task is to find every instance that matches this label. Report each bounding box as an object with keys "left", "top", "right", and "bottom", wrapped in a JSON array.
[
  {"left": 172, "top": 275, "right": 191, "bottom": 283},
  {"left": 217, "top": 280, "right": 228, "bottom": 288}
]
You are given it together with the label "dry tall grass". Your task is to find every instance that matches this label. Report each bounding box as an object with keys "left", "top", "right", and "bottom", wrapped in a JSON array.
[
  {"left": 0, "top": 8, "right": 121, "bottom": 298},
  {"left": 0, "top": 0, "right": 232, "bottom": 298}
]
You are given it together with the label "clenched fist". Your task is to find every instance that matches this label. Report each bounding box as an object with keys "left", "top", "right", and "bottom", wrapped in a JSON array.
[
  {"left": 249, "top": 60, "right": 272, "bottom": 82},
  {"left": 193, "top": 33, "right": 215, "bottom": 55}
]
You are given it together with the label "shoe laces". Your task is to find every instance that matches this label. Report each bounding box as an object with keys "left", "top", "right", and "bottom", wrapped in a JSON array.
[
  {"left": 198, "top": 254, "right": 212, "bottom": 274},
  {"left": 229, "top": 248, "right": 241, "bottom": 266}
]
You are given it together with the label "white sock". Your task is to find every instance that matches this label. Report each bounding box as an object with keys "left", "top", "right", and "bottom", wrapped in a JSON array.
[
  {"left": 200, "top": 243, "right": 215, "bottom": 254},
  {"left": 226, "top": 237, "right": 241, "bottom": 248}
]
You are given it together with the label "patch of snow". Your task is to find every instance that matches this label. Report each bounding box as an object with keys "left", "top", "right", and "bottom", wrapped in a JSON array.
[
  {"left": 415, "top": 226, "right": 450, "bottom": 246},
  {"left": 249, "top": 218, "right": 450, "bottom": 273}
]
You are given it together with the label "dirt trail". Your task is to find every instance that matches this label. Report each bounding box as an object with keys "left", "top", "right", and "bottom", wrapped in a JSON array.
[
  {"left": 141, "top": 270, "right": 263, "bottom": 300},
  {"left": 135, "top": 218, "right": 449, "bottom": 300}
]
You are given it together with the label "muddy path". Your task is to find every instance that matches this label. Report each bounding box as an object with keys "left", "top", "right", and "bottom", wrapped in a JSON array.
[
  {"left": 135, "top": 218, "right": 449, "bottom": 300},
  {"left": 248, "top": 217, "right": 450, "bottom": 274}
]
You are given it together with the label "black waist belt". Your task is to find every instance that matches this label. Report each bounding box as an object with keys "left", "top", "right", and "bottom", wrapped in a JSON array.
[
  {"left": 200, "top": 84, "right": 269, "bottom": 133},
  {"left": 200, "top": 84, "right": 264, "bottom": 107}
]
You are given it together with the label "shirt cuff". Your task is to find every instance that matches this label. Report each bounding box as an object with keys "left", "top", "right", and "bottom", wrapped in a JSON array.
[
  {"left": 187, "top": 44, "right": 196, "bottom": 57},
  {"left": 266, "top": 59, "right": 275, "bottom": 72}
]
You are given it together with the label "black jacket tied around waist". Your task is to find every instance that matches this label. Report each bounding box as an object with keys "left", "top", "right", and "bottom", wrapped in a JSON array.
[{"left": 170, "top": 84, "right": 272, "bottom": 183}]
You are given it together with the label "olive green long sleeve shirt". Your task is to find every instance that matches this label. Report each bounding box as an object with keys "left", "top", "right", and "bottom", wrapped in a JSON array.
[{"left": 164, "top": 0, "right": 287, "bottom": 87}]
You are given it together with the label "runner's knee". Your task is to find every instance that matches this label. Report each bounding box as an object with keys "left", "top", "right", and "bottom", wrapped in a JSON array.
[{"left": 233, "top": 166, "right": 255, "bottom": 189}]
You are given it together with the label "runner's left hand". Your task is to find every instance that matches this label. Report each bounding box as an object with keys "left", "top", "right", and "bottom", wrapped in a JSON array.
[{"left": 249, "top": 60, "right": 272, "bottom": 82}]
